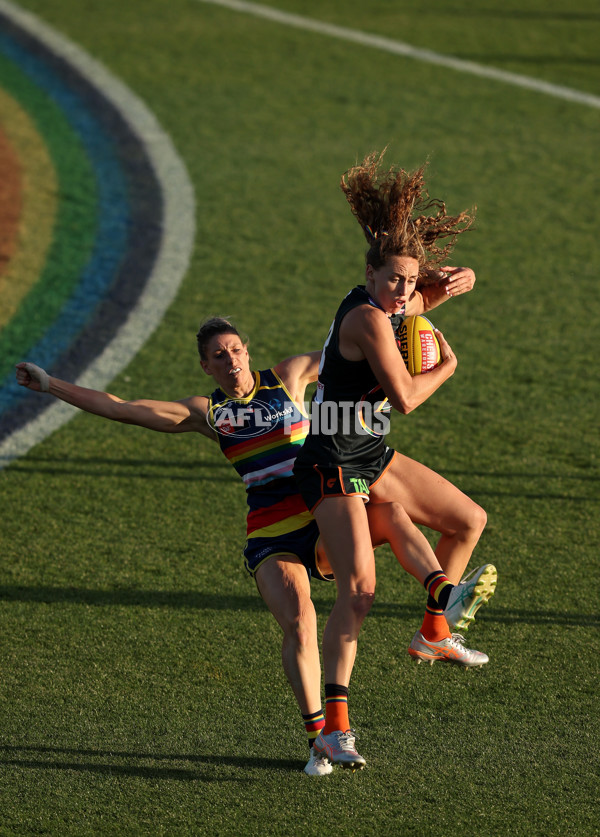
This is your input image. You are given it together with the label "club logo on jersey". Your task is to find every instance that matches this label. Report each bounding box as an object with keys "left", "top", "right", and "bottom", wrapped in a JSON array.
[{"left": 210, "top": 398, "right": 295, "bottom": 438}]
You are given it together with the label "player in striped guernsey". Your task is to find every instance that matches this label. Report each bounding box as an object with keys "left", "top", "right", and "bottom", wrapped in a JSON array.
[
  {"left": 207, "top": 367, "right": 314, "bottom": 553},
  {"left": 16, "top": 305, "right": 493, "bottom": 776}
]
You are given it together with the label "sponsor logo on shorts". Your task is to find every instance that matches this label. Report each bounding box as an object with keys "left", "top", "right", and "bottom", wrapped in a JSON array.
[
  {"left": 253, "top": 546, "right": 275, "bottom": 561},
  {"left": 348, "top": 477, "right": 369, "bottom": 495}
]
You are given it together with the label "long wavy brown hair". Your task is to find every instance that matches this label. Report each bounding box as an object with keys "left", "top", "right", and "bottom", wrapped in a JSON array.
[{"left": 340, "top": 150, "right": 475, "bottom": 276}]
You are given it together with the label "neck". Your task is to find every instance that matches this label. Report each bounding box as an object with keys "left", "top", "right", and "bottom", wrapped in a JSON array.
[
  {"left": 364, "top": 283, "right": 391, "bottom": 316},
  {"left": 221, "top": 370, "right": 255, "bottom": 399}
]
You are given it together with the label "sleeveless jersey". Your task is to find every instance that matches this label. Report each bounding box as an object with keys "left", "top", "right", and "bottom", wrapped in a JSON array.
[
  {"left": 208, "top": 368, "right": 313, "bottom": 538},
  {"left": 296, "top": 285, "right": 399, "bottom": 469}
]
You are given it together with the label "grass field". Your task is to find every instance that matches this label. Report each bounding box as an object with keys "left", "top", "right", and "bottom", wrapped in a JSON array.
[{"left": 1, "top": 1, "right": 599, "bottom": 834}]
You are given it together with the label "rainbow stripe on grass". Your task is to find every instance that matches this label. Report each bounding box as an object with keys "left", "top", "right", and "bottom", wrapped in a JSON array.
[{"left": 0, "top": 1, "right": 195, "bottom": 466}]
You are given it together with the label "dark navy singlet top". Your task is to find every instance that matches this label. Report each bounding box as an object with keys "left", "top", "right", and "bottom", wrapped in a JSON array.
[
  {"left": 208, "top": 368, "right": 313, "bottom": 538},
  {"left": 296, "top": 286, "right": 400, "bottom": 470}
]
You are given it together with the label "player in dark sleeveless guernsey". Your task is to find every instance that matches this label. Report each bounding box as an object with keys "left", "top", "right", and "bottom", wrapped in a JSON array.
[
  {"left": 294, "top": 151, "right": 497, "bottom": 770},
  {"left": 16, "top": 315, "right": 490, "bottom": 777}
]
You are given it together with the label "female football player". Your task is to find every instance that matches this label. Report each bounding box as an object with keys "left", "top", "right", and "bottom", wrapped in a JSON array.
[
  {"left": 293, "top": 150, "right": 496, "bottom": 769},
  {"left": 16, "top": 306, "right": 491, "bottom": 776}
]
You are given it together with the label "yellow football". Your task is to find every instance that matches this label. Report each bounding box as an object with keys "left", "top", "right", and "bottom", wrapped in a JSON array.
[{"left": 396, "top": 315, "right": 441, "bottom": 376}]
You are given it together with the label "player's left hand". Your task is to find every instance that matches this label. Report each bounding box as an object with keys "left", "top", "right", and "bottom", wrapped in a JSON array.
[{"left": 440, "top": 266, "right": 476, "bottom": 298}]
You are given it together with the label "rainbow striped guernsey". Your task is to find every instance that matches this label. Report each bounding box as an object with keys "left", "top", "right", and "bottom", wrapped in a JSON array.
[{"left": 208, "top": 368, "right": 313, "bottom": 539}]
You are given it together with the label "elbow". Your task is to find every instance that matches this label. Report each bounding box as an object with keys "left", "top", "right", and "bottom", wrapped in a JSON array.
[{"left": 395, "top": 397, "right": 417, "bottom": 415}]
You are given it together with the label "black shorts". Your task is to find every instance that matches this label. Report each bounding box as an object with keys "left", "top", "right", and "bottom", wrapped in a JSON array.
[
  {"left": 243, "top": 519, "right": 334, "bottom": 582},
  {"left": 293, "top": 447, "right": 396, "bottom": 513}
]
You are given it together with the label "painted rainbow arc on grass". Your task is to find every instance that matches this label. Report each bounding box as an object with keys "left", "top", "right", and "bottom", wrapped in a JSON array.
[{"left": 0, "top": 1, "right": 195, "bottom": 467}]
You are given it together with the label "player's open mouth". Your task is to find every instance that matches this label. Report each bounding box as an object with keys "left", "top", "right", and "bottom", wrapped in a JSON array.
[{"left": 229, "top": 367, "right": 241, "bottom": 375}]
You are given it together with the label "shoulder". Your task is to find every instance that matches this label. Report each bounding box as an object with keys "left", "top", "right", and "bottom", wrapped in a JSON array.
[
  {"left": 178, "top": 394, "right": 217, "bottom": 439},
  {"left": 343, "top": 300, "right": 388, "bottom": 333},
  {"left": 184, "top": 394, "right": 210, "bottom": 414},
  {"left": 273, "top": 354, "right": 320, "bottom": 395},
  {"left": 338, "top": 285, "right": 370, "bottom": 312}
]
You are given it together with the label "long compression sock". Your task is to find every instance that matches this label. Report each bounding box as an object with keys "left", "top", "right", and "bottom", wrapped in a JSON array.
[
  {"left": 302, "top": 709, "right": 325, "bottom": 751},
  {"left": 420, "top": 571, "right": 454, "bottom": 641},
  {"left": 424, "top": 570, "right": 454, "bottom": 610},
  {"left": 323, "top": 683, "right": 350, "bottom": 735},
  {"left": 420, "top": 600, "right": 452, "bottom": 641}
]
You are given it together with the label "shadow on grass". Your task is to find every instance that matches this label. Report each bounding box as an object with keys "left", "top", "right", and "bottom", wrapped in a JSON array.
[
  {"left": 0, "top": 584, "right": 338, "bottom": 619},
  {"left": 9, "top": 458, "right": 599, "bottom": 502},
  {"left": 439, "top": 468, "right": 599, "bottom": 504},
  {"left": 0, "top": 744, "right": 300, "bottom": 780},
  {"left": 0, "top": 585, "right": 597, "bottom": 626},
  {"left": 374, "top": 601, "right": 600, "bottom": 627},
  {"left": 0, "top": 585, "right": 266, "bottom": 612},
  {"left": 7, "top": 454, "right": 236, "bottom": 483}
]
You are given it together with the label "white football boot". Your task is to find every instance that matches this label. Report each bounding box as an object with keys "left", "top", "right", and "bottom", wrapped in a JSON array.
[
  {"left": 444, "top": 564, "right": 497, "bottom": 631},
  {"left": 313, "top": 729, "right": 366, "bottom": 771},
  {"left": 304, "top": 746, "right": 333, "bottom": 776},
  {"left": 408, "top": 631, "right": 489, "bottom": 668}
]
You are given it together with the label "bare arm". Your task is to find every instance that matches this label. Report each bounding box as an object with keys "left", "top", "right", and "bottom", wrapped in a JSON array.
[
  {"left": 15, "top": 362, "right": 216, "bottom": 440},
  {"left": 273, "top": 351, "right": 321, "bottom": 404},
  {"left": 415, "top": 266, "right": 477, "bottom": 313},
  {"left": 341, "top": 307, "right": 457, "bottom": 415}
]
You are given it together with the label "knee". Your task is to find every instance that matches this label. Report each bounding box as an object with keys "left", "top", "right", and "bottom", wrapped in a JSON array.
[
  {"left": 462, "top": 502, "right": 487, "bottom": 541},
  {"left": 349, "top": 589, "right": 376, "bottom": 621},
  {"left": 387, "top": 501, "right": 411, "bottom": 529}
]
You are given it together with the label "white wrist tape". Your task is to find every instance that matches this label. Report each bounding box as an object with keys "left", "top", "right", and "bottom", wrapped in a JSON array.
[{"left": 23, "top": 362, "right": 50, "bottom": 392}]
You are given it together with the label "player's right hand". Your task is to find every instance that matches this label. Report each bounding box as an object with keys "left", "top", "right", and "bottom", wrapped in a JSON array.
[
  {"left": 15, "top": 362, "right": 50, "bottom": 392},
  {"left": 434, "top": 329, "right": 458, "bottom": 372}
]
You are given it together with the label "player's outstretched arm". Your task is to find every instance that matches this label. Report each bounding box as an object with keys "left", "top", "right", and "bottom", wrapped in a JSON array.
[{"left": 15, "top": 362, "right": 215, "bottom": 438}]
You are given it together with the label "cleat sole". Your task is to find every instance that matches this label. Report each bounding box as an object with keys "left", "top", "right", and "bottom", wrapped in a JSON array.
[{"left": 449, "top": 565, "right": 497, "bottom": 631}]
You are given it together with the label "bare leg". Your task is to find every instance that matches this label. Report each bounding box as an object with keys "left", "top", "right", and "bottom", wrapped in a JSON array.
[
  {"left": 312, "top": 496, "right": 376, "bottom": 688},
  {"left": 255, "top": 554, "right": 321, "bottom": 714},
  {"left": 371, "top": 453, "right": 487, "bottom": 584},
  {"left": 366, "top": 501, "right": 441, "bottom": 584}
]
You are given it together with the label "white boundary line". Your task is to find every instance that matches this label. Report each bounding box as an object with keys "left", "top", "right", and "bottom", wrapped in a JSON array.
[
  {"left": 1, "top": 1, "right": 597, "bottom": 467},
  {"left": 198, "top": 0, "right": 600, "bottom": 110},
  {"left": 0, "top": 0, "right": 196, "bottom": 468}
]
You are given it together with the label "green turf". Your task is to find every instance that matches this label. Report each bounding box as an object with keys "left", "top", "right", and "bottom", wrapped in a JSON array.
[{"left": 1, "top": 1, "right": 599, "bottom": 834}]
